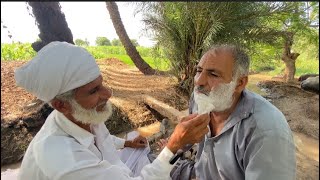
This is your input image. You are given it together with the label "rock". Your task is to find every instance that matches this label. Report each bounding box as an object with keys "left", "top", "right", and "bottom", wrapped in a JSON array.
[
  {"left": 298, "top": 74, "right": 319, "bottom": 82},
  {"left": 300, "top": 76, "right": 319, "bottom": 94}
]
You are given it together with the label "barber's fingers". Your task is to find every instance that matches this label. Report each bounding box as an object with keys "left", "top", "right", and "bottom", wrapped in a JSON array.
[
  {"left": 180, "top": 113, "right": 198, "bottom": 122},
  {"left": 192, "top": 126, "right": 209, "bottom": 143},
  {"left": 139, "top": 137, "right": 147, "bottom": 145},
  {"left": 133, "top": 136, "right": 143, "bottom": 142},
  {"left": 186, "top": 113, "right": 210, "bottom": 127},
  {"left": 192, "top": 121, "right": 209, "bottom": 135},
  {"left": 134, "top": 136, "right": 147, "bottom": 144},
  {"left": 135, "top": 142, "right": 147, "bottom": 148},
  {"left": 195, "top": 118, "right": 210, "bottom": 130}
]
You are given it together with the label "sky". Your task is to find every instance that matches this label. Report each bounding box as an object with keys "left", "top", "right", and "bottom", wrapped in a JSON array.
[{"left": 1, "top": 2, "right": 156, "bottom": 47}]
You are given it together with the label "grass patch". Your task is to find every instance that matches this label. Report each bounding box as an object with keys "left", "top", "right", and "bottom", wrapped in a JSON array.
[
  {"left": 295, "top": 59, "right": 319, "bottom": 75},
  {"left": 1, "top": 43, "right": 36, "bottom": 61}
]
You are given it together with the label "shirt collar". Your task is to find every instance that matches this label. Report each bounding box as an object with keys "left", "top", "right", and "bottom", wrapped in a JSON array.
[
  {"left": 54, "top": 110, "right": 95, "bottom": 148},
  {"left": 231, "top": 89, "right": 254, "bottom": 119}
]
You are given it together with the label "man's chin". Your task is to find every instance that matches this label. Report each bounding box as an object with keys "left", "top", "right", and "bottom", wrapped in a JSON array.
[{"left": 194, "top": 93, "right": 233, "bottom": 113}]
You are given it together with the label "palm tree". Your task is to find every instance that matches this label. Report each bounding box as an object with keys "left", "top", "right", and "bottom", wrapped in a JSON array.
[
  {"left": 106, "top": 2, "right": 159, "bottom": 75},
  {"left": 137, "top": 2, "right": 312, "bottom": 94},
  {"left": 27, "top": 2, "right": 74, "bottom": 52}
]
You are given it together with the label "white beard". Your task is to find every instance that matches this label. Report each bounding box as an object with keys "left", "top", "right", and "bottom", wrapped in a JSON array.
[
  {"left": 193, "top": 80, "right": 237, "bottom": 114},
  {"left": 69, "top": 98, "right": 113, "bottom": 125}
]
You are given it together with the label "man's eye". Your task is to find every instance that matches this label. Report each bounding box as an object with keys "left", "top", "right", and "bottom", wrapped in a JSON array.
[
  {"left": 210, "top": 73, "right": 218, "bottom": 77},
  {"left": 89, "top": 88, "right": 98, "bottom": 94},
  {"left": 196, "top": 70, "right": 202, "bottom": 73}
]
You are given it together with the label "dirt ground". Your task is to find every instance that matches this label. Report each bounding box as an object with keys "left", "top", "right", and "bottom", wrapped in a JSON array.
[{"left": 1, "top": 59, "right": 319, "bottom": 179}]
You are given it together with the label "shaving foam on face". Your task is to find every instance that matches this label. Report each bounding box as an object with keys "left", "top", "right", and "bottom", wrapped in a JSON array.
[{"left": 193, "top": 91, "right": 215, "bottom": 114}]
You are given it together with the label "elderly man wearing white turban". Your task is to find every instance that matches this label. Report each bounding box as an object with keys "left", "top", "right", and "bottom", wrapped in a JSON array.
[{"left": 15, "top": 41, "right": 210, "bottom": 180}]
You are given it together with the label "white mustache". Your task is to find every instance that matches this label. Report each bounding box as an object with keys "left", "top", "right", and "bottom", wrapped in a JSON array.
[
  {"left": 195, "top": 87, "right": 210, "bottom": 96},
  {"left": 97, "top": 101, "right": 107, "bottom": 107}
]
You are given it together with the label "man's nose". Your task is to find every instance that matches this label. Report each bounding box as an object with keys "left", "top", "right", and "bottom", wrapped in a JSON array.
[{"left": 195, "top": 72, "right": 207, "bottom": 87}]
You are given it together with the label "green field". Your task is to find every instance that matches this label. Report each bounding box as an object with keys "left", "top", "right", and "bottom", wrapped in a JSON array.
[
  {"left": 1, "top": 43, "right": 318, "bottom": 76},
  {"left": 1, "top": 43, "right": 170, "bottom": 71}
]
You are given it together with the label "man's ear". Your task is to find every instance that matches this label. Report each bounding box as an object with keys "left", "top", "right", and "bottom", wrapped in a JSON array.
[
  {"left": 235, "top": 76, "right": 248, "bottom": 93},
  {"left": 51, "top": 99, "right": 72, "bottom": 114}
]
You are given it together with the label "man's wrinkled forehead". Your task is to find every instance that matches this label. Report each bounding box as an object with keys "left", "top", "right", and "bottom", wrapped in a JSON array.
[{"left": 198, "top": 48, "right": 234, "bottom": 66}]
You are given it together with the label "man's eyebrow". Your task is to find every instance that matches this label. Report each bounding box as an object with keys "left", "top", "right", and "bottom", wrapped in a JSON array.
[
  {"left": 197, "top": 66, "right": 222, "bottom": 75},
  {"left": 206, "top": 69, "right": 222, "bottom": 74}
]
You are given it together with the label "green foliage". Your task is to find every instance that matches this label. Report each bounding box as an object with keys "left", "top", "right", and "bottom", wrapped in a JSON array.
[
  {"left": 249, "top": 29, "right": 319, "bottom": 76},
  {"left": 140, "top": 2, "right": 232, "bottom": 93},
  {"left": 309, "top": 2, "right": 319, "bottom": 24},
  {"left": 111, "top": 39, "right": 122, "bottom": 46},
  {"left": 75, "top": 38, "right": 89, "bottom": 46},
  {"left": 249, "top": 32, "right": 319, "bottom": 77},
  {"left": 138, "top": 2, "right": 285, "bottom": 94},
  {"left": 249, "top": 43, "right": 282, "bottom": 73},
  {"left": 292, "top": 29, "right": 319, "bottom": 61},
  {"left": 95, "top": 37, "right": 111, "bottom": 46},
  {"left": 136, "top": 2, "right": 319, "bottom": 93},
  {"left": 1, "top": 43, "right": 36, "bottom": 61},
  {"left": 267, "top": 59, "right": 319, "bottom": 77},
  {"left": 295, "top": 59, "right": 319, "bottom": 76}
]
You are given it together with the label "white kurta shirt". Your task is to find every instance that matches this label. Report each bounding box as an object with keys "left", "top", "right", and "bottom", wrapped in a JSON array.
[{"left": 18, "top": 110, "right": 175, "bottom": 180}]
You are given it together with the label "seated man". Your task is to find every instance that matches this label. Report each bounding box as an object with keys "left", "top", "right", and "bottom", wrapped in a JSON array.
[
  {"left": 170, "top": 44, "right": 296, "bottom": 180},
  {"left": 15, "top": 41, "right": 210, "bottom": 180}
]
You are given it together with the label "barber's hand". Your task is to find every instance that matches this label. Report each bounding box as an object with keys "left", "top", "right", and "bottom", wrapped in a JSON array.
[
  {"left": 166, "top": 113, "right": 209, "bottom": 153},
  {"left": 124, "top": 135, "right": 148, "bottom": 148}
]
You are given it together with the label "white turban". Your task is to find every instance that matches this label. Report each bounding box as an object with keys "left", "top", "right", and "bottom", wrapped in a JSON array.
[{"left": 14, "top": 41, "right": 101, "bottom": 102}]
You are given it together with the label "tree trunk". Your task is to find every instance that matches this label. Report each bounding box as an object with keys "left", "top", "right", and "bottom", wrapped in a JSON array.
[
  {"left": 27, "top": 2, "right": 74, "bottom": 52},
  {"left": 283, "top": 60, "right": 296, "bottom": 82},
  {"left": 182, "top": 47, "right": 197, "bottom": 96},
  {"left": 281, "top": 32, "right": 300, "bottom": 83},
  {"left": 106, "top": 2, "right": 160, "bottom": 75}
]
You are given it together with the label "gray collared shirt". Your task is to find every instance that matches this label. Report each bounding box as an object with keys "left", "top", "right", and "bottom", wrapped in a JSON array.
[{"left": 190, "top": 89, "right": 296, "bottom": 180}]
